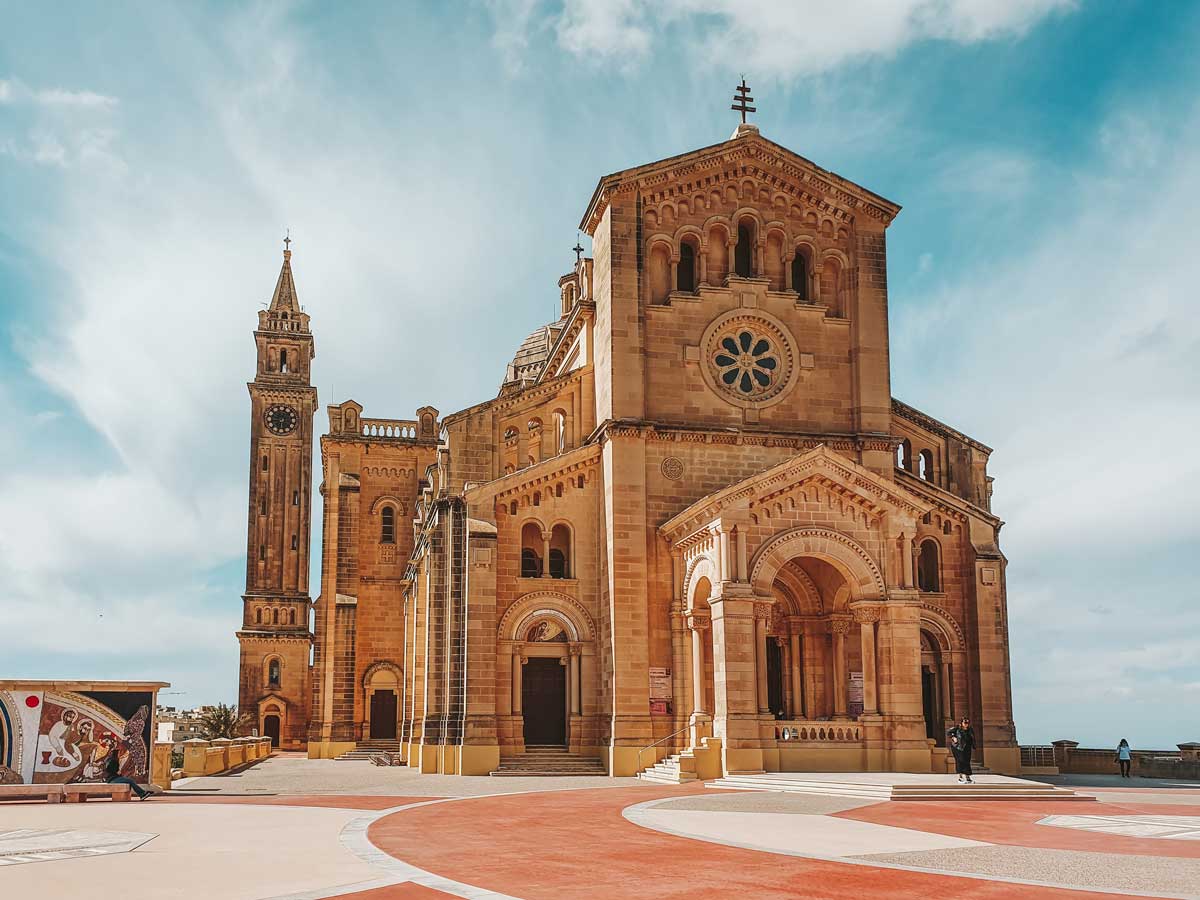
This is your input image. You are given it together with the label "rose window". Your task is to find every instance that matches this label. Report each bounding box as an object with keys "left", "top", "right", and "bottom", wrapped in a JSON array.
[{"left": 713, "top": 329, "right": 779, "bottom": 396}]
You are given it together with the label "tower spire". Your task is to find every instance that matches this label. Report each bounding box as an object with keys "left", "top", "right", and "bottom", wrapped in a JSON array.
[{"left": 269, "top": 233, "right": 301, "bottom": 314}]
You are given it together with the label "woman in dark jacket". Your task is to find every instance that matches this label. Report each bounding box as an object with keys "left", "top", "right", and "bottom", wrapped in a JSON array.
[{"left": 947, "top": 716, "right": 976, "bottom": 784}]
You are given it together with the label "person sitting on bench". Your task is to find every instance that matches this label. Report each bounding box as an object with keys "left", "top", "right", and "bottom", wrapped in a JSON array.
[{"left": 105, "top": 746, "right": 149, "bottom": 800}]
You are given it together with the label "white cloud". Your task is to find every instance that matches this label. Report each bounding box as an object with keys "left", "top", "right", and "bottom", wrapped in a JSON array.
[
  {"left": 521, "top": 0, "right": 1076, "bottom": 75},
  {"left": 0, "top": 77, "right": 118, "bottom": 109}
]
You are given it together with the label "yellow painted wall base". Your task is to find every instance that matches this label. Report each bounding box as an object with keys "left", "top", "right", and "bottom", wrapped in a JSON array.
[
  {"left": 985, "top": 746, "right": 1023, "bottom": 775},
  {"left": 458, "top": 745, "right": 500, "bottom": 775},
  {"left": 610, "top": 746, "right": 644, "bottom": 777},
  {"left": 723, "top": 747, "right": 765, "bottom": 775},
  {"left": 888, "top": 747, "right": 934, "bottom": 773},
  {"left": 307, "top": 741, "right": 356, "bottom": 760},
  {"left": 775, "top": 746, "right": 867, "bottom": 772},
  {"left": 692, "top": 739, "right": 722, "bottom": 780}
]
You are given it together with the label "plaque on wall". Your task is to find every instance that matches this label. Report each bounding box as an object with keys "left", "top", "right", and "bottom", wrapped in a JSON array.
[
  {"left": 649, "top": 667, "right": 672, "bottom": 700},
  {"left": 847, "top": 672, "right": 864, "bottom": 718}
]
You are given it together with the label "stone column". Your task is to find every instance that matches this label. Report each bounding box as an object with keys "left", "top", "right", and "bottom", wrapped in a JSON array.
[
  {"left": 783, "top": 254, "right": 794, "bottom": 292},
  {"left": 736, "top": 529, "right": 748, "bottom": 582},
  {"left": 755, "top": 608, "right": 769, "bottom": 714},
  {"left": 542, "top": 532, "right": 551, "bottom": 577},
  {"left": 852, "top": 604, "right": 881, "bottom": 716},
  {"left": 789, "top": 631, "right": 803, "bottom": 718},
  {"left": 831, "top": 615, "right": 851, "bottom": 719},
  {"left": 570, "top": 648, "right": 581, "bottom": 715},
  {"left": 687, "top": 614, "right": 711, "bottom": 745},
  {"left": 940, "top": 658, "right": 953, "bottom": 722},
  {"left": 669, "top": 258, "right": 678, "bottom": 295},
  {"left": 811, "top": 264, "right": 822, "bottom": 304},
  {"left": 699, "top": 247, "right": 708, "bottom": 286},
  {"left": 512, "top": 649, "right": 523, "bottom": 714},
  {"left": 718, "top": 529, "right": 730, "bottom": 583}
]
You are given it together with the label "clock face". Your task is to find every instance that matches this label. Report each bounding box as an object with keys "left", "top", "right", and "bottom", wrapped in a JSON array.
[{"left": 264, "top": 404, "right": 299, "bottom": 436}]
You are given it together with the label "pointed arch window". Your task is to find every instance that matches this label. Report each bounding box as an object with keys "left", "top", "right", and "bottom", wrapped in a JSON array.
[{"left": 381, "top": 506, "right": 396, "bottom": 544}]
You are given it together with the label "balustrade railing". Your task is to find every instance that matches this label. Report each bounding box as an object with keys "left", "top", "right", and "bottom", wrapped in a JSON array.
[
  {"left": 360, "top": 417, "right": 419, "bottom": 439},
  {"left": 1020, "top": 745, "right": 1056, "bottom": 767},
  {"left": 774, "top": 720, "right": 862, "bottom": 744}
]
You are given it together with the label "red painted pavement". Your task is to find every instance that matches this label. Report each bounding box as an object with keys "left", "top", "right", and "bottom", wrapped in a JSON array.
[
  {"left": 324, "top": 885, "right": 458, "bottom": 899},
  {"left": 838, "top": 799, "right": 1200, "bottom": 859},
  {"left": 367, "top": 786, "right": 1135, "bottom": 899}
]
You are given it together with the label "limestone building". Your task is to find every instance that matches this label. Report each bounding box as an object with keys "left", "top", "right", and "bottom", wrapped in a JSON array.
[{"left": 236, "top": 120, "right": 1020, "bottom": 777}]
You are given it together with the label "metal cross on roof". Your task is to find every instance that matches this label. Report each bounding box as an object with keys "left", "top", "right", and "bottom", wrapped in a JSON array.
[
  {"left": 731, "top": 77, "right": 755, "bottom": 124},
  {"left": 283, "top": 229, "right": 292, "bottom": 252},
  {"left": 573, "top": 237, "right": 584, "bottom": 264}
]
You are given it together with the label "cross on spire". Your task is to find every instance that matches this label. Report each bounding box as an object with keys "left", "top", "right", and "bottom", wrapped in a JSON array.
[
  {"left": 731, "top": 77, "right": 755, "bottom": 124},
  {"left": 573, "top": 236, "right": 584, "bottom": 264},
  {"left": 283, "top": 229, "right": 292, "bottom": 253}
]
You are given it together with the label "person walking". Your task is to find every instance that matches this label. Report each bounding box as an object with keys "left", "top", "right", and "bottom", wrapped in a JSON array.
[
  {"left": 1116, "top": 738, "right": 1132, "bottom": 778},
  {"left": 105, "top": 745, "right": 150, "bottom": 800},
  {"left": 947, "top": 716, "right": 977, "bottom": 784}
]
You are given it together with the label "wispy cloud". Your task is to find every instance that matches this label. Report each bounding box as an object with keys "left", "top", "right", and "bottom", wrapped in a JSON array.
[
  {"left": 495, "top": 0, "right": 1077, "bottom": 76},
  {"left": 0, "top": 77, "right": 118, "bottom": 109}
]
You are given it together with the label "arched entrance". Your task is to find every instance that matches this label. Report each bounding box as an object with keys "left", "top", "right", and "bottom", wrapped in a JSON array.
[
  {"left": 364, "top": 662, "right": 401, "bottom": 740},
  {"left": 264, "top": 714, "right": 281, "bottom": 747},
  {"left": 521, "top": 619, "right": 568, "bottom": 746}
]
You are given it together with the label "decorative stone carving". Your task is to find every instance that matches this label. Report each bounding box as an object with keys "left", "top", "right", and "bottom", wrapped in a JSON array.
[
  {"left": 829, "top": 615, "right": 853, "bottom": 635},
  {"left": 660, "top": 456, "right": 685, "bottom": 481},
  {"left": 698, "top": 308, "right": 800, "bottom": 410}
]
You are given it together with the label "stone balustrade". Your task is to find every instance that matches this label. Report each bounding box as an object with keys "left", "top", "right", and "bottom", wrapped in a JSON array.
[
  {"left": 180, "top": 737, "right": 273, "bottom": 779},
  {"left": 774, "top": 720, "right": 863, "bottom": 744},
  {"left": 360, "top": 417, "right": 419, "bottom": 439}
]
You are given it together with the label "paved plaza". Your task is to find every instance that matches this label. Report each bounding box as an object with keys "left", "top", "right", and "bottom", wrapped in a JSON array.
[{"left": 2, "top": 755, "right": 1200, "bottom": 899}]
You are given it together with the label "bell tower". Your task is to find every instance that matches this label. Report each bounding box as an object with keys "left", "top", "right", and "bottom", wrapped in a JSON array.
[{"left": 235, "top": 239, "right": 316, "bottom": 750}]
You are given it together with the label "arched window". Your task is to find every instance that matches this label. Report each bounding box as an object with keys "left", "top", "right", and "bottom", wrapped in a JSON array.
[
  {"left": 678, "top": 241, "right": 696, "bottom": 293},
  {"left": 917, "top": 540, "right": 941, "bottom": 592},
  {"left": 735, "top": 222, "right": 754, "bottom": 277},
  {"left": 520, "top": 522, "right": 543, "bottom": 577},
  {"left": 505, "top": 464, "right": 515, "bottom": 475},
  {"left": 381, "top": 506, "right": 396, "bottom": 544},
  {"left": 532, "top": 491, "right": 541, "bottom": 507},
  {"left": 549, "top": 523, "right": 571, "bottom": 578},
  {"left": 280, "top": 349, "right": 288, "bottom": 374},
  {"left": 553, "top": 410, "right": 567, "bottom": 453},
  {"left": 255, "top": 608, "right": 262, "bottom": 624},
  {"left": 272, "top": 608, "right": 279, "bottom": 625},
  {"left": 648, "top": 242, "right": 671, "bottom": 304},
  {"left": 919, "top": 449, "right": 934, "bottom": 481},
  {"left": 897, "top": 438, "right": 913, "bottom": 472},
  {"left": 289, "top": 607, "right": 296, "bottom": 625},
  {"left": 792, "top": 254, "right": 808, "bottom": 301},
  {"left": 268, "top": 658, "right": 281, "bottom": 687}
]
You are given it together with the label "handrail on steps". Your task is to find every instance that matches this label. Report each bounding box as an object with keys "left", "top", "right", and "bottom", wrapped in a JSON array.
[{"left": 636, "top": 724, "right": 692, "bottom": 775}]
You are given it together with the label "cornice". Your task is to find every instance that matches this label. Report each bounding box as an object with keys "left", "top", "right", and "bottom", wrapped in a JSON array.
[
  {"left": 892, "top": 398, "right": 992, "bottom": 455},
  {"left": 580, "top": 133, "right": 900, "bottom": 235}
]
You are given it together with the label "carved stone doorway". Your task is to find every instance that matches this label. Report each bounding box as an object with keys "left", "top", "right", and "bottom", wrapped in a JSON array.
[{"left": 522, "top": 657, "right": 566, "bottom": 746}]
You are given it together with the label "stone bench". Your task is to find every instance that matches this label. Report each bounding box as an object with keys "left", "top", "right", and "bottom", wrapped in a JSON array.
[
  {"left": 63, "top": 783, "right": 133, "bottom": 803},
  {"left": 0, "top": 784, "right": 66, "bottom": 803}
]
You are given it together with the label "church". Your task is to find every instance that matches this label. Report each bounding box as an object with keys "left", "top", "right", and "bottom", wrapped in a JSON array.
[{"left": 235, "top": 109, "right": 1020, "bottom": 779}]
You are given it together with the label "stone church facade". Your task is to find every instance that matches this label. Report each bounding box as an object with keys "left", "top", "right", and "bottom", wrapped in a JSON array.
[{"left": 236, "top": 122, "right": 1020, "bottom": 778}]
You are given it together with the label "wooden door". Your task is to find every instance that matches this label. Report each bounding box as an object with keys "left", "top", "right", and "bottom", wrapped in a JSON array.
[
  {"left": 369, "top": 691, "right": 398, "bottom": 739},
  {"left": 522, "top": 658, "right": 566, "bottom": 746}
]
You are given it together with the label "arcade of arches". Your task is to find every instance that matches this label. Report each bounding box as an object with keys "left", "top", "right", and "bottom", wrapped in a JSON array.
[{"left": 247, "top": 120, "right": 1019, "bottom": 778}]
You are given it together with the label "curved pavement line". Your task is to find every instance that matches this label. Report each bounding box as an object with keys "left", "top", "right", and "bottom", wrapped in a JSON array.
[
  {"left": 263, "top": 794, "right": 528, "bottom": 900},
  {"left": 622, "top": 797, "right": 1191, "bottom": 900}
]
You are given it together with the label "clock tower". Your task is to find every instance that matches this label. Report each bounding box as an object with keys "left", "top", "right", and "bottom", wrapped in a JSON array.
[{"left": 235, "top": 241, "right": 316, "bottom": 750}]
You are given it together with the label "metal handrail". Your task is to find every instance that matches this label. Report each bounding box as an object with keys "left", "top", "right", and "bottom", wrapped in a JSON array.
[{"left": 636, "top": 723, "right": 692, "bottom": 774}]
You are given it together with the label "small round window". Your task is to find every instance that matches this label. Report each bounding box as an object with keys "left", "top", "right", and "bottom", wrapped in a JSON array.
[{"left": 713, "top": 330, "right": 779, "bottom": 396}]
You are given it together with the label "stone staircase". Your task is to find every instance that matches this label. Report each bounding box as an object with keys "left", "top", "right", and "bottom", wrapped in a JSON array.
[
  {"left": 335, "top": 740, "right": 401, "bottom": 761},
  {"left": 638, "top": 752, "right": 699, "bottom": 784},
  {"left": 706, "top": 772, "right": 1092, "bottom": 801},
  {"left": 490, "top": 746, "right": 607, "bottom": 777}
]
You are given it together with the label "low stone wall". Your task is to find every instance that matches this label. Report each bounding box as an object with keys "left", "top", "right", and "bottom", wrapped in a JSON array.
[
  {"left": 181, "top": 737, "right": 273, "bottom": 779},
  {"left": 1043, "top": 740, "right": 1200, "bottom": 780}
]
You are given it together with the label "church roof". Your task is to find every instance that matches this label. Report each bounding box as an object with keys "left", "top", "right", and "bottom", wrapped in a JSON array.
[
  {"left": 501, "top": 321, "right": 564, "bottom": 390},
  {"left": 579, "top": 126, "right": 901, "bottom": 236}
]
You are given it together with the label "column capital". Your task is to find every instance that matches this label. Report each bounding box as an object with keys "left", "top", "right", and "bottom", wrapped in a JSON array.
[
  {"left": 687, "top": 613, "right": 711, "bottom": 631},
  {"left": 829, "top": 615, "right": 853, "bottom": 635},
  {"left": 849, "top": 601, "right": 884, "bottom": 624},
  {"left": 753, "top": 600, "right": 774, "bottom": 620},
  {"left": 568, "top": 643, "right": 583, "bottom": 657}
]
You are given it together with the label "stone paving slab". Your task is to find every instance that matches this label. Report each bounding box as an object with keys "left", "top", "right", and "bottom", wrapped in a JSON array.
[
  {"left": 1039, "top": 814, "right": 1200, "bottom": 840},
  {"left": 860, "top": 844, "right": 1200, "bottom": 899},
  {"left": 0, "top": 827, "right": 155, "bottom": 866}
]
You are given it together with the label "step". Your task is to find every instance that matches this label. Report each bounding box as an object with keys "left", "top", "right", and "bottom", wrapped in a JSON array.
[{"left": 706, "top": 775, "right": 1092, "bottom": 802}]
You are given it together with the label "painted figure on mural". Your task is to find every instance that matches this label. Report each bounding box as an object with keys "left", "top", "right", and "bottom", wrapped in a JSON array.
[
  {"left": 119, "top": 705, "right": 150, "bottom": 779},
  {"left": 47, "top": 708, "right": 83, "bottom": 768}
]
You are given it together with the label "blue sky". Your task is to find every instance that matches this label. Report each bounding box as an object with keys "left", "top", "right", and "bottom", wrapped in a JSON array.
[{"left": 2, "top": 1, "right": 1197, "bottom": 748}]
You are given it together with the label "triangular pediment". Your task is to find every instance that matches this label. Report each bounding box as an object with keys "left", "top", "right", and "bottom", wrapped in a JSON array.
[
  {"left": 660, "top": 445, "right": 930, "bottom": 544},
  {"left": 581, "top": 129, "right": 900, "bottom": 236}
]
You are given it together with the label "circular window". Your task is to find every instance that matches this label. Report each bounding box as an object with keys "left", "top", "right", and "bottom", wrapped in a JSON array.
[
  {"left": 699, "top": 310, "right": 799, "bottom": 409},
  {"left": 713, "top": 329, "right": 779, "bottom": 397}
]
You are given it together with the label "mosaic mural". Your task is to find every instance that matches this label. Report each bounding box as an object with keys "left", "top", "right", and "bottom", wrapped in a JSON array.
[{"left": 0, "top": 689, "right": 153, "bottom": 785}]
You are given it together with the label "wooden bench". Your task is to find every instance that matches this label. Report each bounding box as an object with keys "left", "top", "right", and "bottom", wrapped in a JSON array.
[
  {"left": 0, "top": 784, "right": 66, "bottom": 803},
  {"left": 63, "top": 783, "right": 133, "bottom": 802}
]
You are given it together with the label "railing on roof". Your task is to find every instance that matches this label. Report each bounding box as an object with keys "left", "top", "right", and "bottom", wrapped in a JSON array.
[{"left": 360, "top": 417, "right": 419, "bottom": 440}]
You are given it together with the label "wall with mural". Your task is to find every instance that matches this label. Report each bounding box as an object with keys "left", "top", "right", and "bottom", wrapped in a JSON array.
[{"left": 0, "top": 689, "right": 154, "bottom": 785}]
